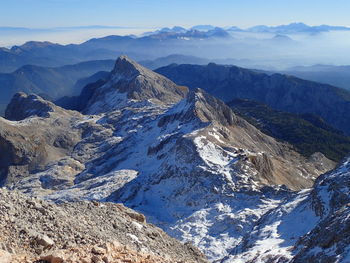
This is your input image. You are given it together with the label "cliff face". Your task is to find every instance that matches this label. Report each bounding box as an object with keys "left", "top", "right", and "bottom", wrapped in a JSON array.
[{"left": 156, "top": 63, "right": 350, "bottom": 136}]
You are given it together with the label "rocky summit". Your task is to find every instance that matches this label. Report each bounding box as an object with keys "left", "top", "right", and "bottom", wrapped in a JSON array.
[
  {"left": 83, "top": 55, "right": 188, "bottom": 114},
  {"left": 0, "top": 56, "right": 346, "bottom": 262}
]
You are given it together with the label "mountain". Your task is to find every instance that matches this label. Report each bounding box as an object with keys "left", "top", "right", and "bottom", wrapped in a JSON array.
[
  {"left": 0, "top": 30, "right": 232, "bottom": 73},
  {"left": 140, "top": 54, "right": 263, "bottom": 70},
  {"left": 283, "top": 64, "right": 350, "bottom": 91},
  {"left": 140, "top": 54, "right": 211, "bottom": 69},
  {"left": 143, "top": 26, "right": 188, "bottom": 36},
  {"left": 82, "top": 55, "right": 188, "bottom": 114},
  {"left": 191, "top": 25, "right": 216, "bottom": 31},
  {"left": 271, "top": 34, "right": 294, "bottom": 43},
  {"left": 226, "top": 26, "right": 244, "bottom": 32},
  {"left": 0, "top": 59, "right": 114, "bottom": 115},
  {"left": 156, "top": 63, "right": 350, "bottom": 136},
  {"left": 229, "top": 98, "right": 350, "bottom": 162},
  {"left": 2, "top": 22, "right": 350, "bottom": 74},
  {"left": 144, "top": 28, "right": 231, "bottom": 40},
  {"left": 0, "top": 56, "right": 336, "bottom": 262},
  {"left": 247, "top": 22, "right": 350, "bottom": 34}
]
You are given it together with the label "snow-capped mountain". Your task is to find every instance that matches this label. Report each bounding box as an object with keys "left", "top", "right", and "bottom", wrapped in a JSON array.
[{"left": 0, "top": 56, "right": 341, "bottom": 262}]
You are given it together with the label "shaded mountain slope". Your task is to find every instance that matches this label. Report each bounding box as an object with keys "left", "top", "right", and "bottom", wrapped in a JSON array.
[{"left": 229, "top": 98, "right": 350, "bottom": 162}]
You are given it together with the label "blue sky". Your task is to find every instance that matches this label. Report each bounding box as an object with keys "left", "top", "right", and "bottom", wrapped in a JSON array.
[{"left": 1, "top": 0, "right": 350, "bottom": 28}]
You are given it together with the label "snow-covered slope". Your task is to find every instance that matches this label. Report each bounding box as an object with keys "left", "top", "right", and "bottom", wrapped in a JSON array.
[
  {"left": 223, "top": 157, "right": 350, "bottom": 263},
  {"left": 1, "top": 56, "right": 339, "bottom": 262}
]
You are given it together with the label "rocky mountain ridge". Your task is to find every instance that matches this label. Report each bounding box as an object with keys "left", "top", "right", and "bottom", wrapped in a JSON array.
[
  {"left": 0, "top": 56, "right": 342, "bottom": 262},
  {"left": 156, "top": 63, "right": 350, "bottom": 135}
]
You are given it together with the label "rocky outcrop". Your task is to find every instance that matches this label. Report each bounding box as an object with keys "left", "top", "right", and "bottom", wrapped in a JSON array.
[
  {"left": 0, "top": 188, "right": 208, "bottom": 263},
  {"left": 5, "top": 92, "right": 55, "bottom": 121}
]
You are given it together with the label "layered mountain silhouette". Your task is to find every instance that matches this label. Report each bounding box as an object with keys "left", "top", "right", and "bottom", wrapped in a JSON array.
[{"left": 2, "top": 56, "right": 346, "bottom": 262}]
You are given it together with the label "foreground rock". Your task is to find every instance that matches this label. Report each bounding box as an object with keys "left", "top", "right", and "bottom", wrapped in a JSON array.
[{"left": 0, "top": 189, "right": 208, "bottom": 263}]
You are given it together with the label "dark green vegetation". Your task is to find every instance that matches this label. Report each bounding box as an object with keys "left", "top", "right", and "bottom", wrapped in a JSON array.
[{"left": 229, "top": 99, "right": 350, "bottom": 162}]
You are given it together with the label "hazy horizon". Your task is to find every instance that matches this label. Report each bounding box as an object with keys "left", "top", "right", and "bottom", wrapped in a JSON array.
[
  {"left": 2, "top": 0, "right": 350, "bottom": 69},
  {"left": 1, "top": 21, "right": 350, "bottom": 47}
]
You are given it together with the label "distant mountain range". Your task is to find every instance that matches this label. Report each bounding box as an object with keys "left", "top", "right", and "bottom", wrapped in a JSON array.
[
  {"left": 0, "top": 30, "right": 234, "bottom": 72},
  {"left": 246, "top": 22, "right": 350, "bottom": 33},
  {"left": 281, "top": 64, "right": 350, "bottom": 91},
  {"left": 0, "top": 25, "right": 131, "bottom": 32},
  {"left": 146, "top": 22, "right": 350, "bottom": 35},
  {"left": 2, "top": 22, "right": 350, "bottom": 73},
  {"left": 5, "top": 22, "right": 348, "bottom": 36}
]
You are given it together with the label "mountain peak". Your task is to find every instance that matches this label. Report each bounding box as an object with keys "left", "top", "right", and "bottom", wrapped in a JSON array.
[
  {"left": 113, "top": 55, "right": 142, "bottom": 74},
  {"left": 83, "top": 56, "right": 188, "bottom": 114},
  {"left": 186, "top": 88, "right": 238, "bottom": 126},
  {"left": 158, "top": 88, "right": 241, "bottom": 130},
  {"left": 110, "top": 55, "right": 155, "bottom": 81}
]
